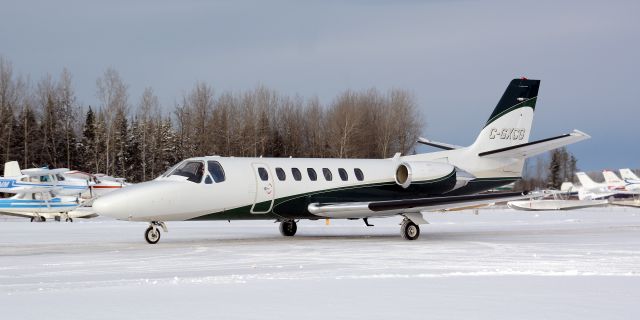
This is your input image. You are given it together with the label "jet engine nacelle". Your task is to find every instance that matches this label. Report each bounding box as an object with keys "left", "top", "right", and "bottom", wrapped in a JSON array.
[{"left": 394, "top": 161, "right": 456, "bottom": 189}]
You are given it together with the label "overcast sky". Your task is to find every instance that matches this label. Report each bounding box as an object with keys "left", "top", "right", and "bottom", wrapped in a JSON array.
[{"left": 0, "top": 0, "right": 638, "bottom": 171}]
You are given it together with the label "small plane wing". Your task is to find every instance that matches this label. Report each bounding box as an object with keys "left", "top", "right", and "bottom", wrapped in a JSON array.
[
  {"left": 308, "top": 192, "right": 531, "bottom": 219},
  {"left": 21, "top": 168, "right": 70, "bottom": 176},
  {"left": 417, "top": 137, "right": 462, "bottom": 150},
  {"left": 478, "top": 130, "right": 590, "bottom": 158}
]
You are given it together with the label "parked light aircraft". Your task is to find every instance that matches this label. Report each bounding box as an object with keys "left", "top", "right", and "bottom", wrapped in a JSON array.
[
  {"left": 574, "top": 171, "right": 640, "bottom": 200},
  {"left": 93, "top": 78, "right": 590, "bottom": 243},
  {"left": 64, "top": 171, "right": 130, "bottom": 199},
  {"left": 611, "top": 169, "right": 640, "bottom": 191},
  {"left": 1, "top": 161, "right": 90, "bottom": 197},
  {"left": 0, "top": 162, "right": 100, "bottom": 221}
]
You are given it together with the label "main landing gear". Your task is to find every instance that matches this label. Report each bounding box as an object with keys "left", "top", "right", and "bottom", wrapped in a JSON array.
[
  {"left": 30, "top": 216, "right": 46, "bottom": 222},
  {"left": 145, "top": 221, "right": 168, "bottom": 244},
  {"left": 400, "top": 218, "right": 420, "bottom": 240},
  {"left": 279, "top": 220, "right": 297, "bottom": 237}
]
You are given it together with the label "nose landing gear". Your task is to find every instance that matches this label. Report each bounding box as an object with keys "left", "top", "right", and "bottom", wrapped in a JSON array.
[{"left": 145, "top": 221, "right": 168, "bottom": 244}]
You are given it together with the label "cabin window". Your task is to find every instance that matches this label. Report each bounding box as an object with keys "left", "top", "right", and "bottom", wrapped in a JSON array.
[
  {"left": 323, "top": 168, "right": 333, "bottom": 181},
  {"left": 56, "top": 174, "right": 65, "bottom": 181},
  {"left": 207, "top": 161, "right": 226, "bottom": 183},
  {"left": 307, "top": 168, "right": 317, "bottom": 181},
  {"left": 354, "top": 168, "right": 364, "bottom": 181},
  {"left": 292, "top": 168, "right": 302, "bottom": 181},
  {"left": 172, "top": 161, "right": 205, "bottom": 183},
  {"left": 338, "top": 168, "right": 348, "bottom": 181},
  {"left": 276, "top": 167, "right": 286, "bottom": 181},
  {"left": 258, "top": 167, "right": 269, "bottom": 181}
]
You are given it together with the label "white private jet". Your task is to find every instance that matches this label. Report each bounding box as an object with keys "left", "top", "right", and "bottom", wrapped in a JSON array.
[{"left": 93, "top": 78, "right": 591, "bottom": 243}]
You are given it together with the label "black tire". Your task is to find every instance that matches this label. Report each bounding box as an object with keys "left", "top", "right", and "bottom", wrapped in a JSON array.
[
  {"left": 30, "top": 217, "right": 34, "bottom": 222},
  {"left": 55, "top": 216, "right": 61, "bottom": 222},
  {"left": 279, "top": 220, "right": 297, "bottom": 237},
  {"left": 145, "top": 226, "right": 161, "bottom": 244},
  {"left": 66, "top": 218, "right": 73, "bottom": 222},
  {"left": 40, "top": 217, "right": 46, "bottom": 222},
  {"left": 401, "top": 220, "right": 420, "bottom": 240}
]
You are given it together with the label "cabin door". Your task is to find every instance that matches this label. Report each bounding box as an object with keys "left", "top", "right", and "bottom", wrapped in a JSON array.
[{"left": 251, "top": 163, "right": 274, "bottom": 214}]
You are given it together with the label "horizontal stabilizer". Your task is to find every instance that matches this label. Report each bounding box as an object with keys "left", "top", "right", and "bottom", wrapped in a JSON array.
[
  {"left": 417, "top": 137, "right": 462, "bottom": 150},
  {"left": 478, "top": 130, "right": 590, "bottom": 158}
]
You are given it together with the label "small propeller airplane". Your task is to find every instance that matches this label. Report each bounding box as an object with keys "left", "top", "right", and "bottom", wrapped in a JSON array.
[
  {"left": 0, "top": 162, "right": 86, "bottom": 221},
  {"left": 603, "top": 169, "right": 640, "bottom": 192},
  {"left": 63, "top": 171, "right": 130, "bottom": 199},
  {"left": 93, "top": 78, "right": 591, "bottom": 244}
]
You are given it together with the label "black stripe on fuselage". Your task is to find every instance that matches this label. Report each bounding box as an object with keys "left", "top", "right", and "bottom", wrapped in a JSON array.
[{"left": 188, "top": 175, "right": 520, "bottom": 221}]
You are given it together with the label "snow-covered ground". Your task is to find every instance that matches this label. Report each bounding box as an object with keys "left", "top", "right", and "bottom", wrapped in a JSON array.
[{"left": 1, "top": 207, "right": 639, "bottom": 319}]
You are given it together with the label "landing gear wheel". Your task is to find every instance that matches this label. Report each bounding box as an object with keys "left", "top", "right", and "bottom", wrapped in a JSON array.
[
  {"left": 401, "top": 219, "right": 420, "bottom": 240},
  {"left": 55, "top": 216, "right": 61, "bottom": 222},
  {"left": 65, "top": 218, "right": 73, "bottom": 222},
  {"left": 145, "top": 226, "right": 161, "bottom": 244},
  {"left": 279, "top": 220, "right": 297, "bottom": 237}
]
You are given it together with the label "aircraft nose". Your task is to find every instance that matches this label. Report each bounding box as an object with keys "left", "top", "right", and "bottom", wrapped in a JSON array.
[{"left": 93, "top": 190, "right": 132, "bottom": 220}]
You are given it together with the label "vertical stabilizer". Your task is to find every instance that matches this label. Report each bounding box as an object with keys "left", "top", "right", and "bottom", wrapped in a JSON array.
[
  {"left": 3, "top": 161, "right": 21, "bottom": 177},
  {"left": 470, "top": 78, "right": 540, "bottom": 153},
  {"left": 620, "top": 168, "right": 640, "bottom": 181},
  {"left": 576, "top": 172, "right": 600, "bottom": 189},
  {"left": 602, "top": 170, "right": 624, "bottom": 185}
]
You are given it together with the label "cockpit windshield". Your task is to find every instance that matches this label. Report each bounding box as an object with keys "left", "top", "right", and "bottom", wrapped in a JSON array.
[{"left": 170, "top": 161, "right": 205, "bottom": 183}]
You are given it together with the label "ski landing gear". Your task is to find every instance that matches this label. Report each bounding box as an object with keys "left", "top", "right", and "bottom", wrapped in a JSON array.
[
  {"left": 279, "top": 220, "right": 297, "bottom": 237},
  {"left": 145, "top": 221, "right": 168, "bottom": 244}
]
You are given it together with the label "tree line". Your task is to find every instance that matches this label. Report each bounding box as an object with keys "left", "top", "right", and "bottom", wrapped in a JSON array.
[
  {"left": 516, "top": 147, "right": 578, "bottom": 190},
  {"left": 0, "top": 56, "right": 423, "bottom": 183}
]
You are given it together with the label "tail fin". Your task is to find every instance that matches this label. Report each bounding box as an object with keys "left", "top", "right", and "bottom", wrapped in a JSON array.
[
  {"left": 602, "top": 170, "right": 624, "bottom": 185},
  {"left": 469, "top": 78, "right": 539, "bottom": 153},
  {"left": 576, "top": 172, "right": 600, "bottom": 189},
  {"left": 560, "top": 182, "right": 575, "bottom": 192},
  {"left": 620, "top": 168, "right": 640, "bottom": 181},
  {"left": 3, "top": 161, "right": 21, "bottom": 177}
]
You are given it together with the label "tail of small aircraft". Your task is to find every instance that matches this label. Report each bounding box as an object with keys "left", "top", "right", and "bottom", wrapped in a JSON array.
[
  {"left": 3, "top": 161, "right": 22, "bottom": 177},
  {"left": 468, "top": 78, "right": 538, "bottom": 153},
  {"left": 602, "top": 170, "right": 624, "bottom": 185},
  {"left": 576, "top": 172, "right": 600, "bottom": 189},
  {"left": 620, "top": 168, "right": 640, "bottom": 181},
  {"left": 414, "top": 78, "right": 589, "bottom": 179}
]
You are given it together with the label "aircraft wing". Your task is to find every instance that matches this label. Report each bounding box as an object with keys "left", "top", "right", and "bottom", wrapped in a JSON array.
[
  {"left": 308, "top": 192, "right": 531, "bottom": 219},
  {"left": 478, "top": 130, "right": 590, "bottom": 158},
  {"left": 21, "top": 168, "right": 70, "bottom": 176}
]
